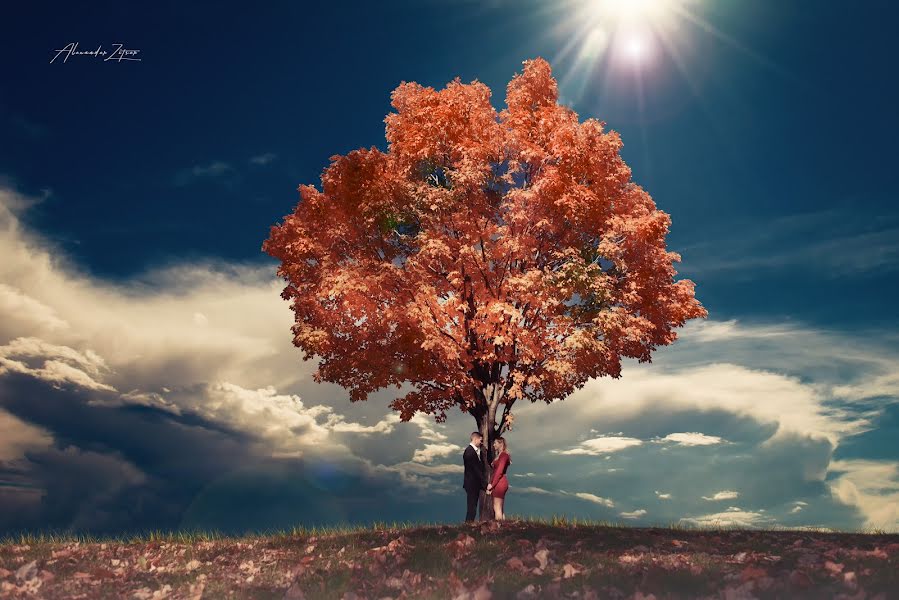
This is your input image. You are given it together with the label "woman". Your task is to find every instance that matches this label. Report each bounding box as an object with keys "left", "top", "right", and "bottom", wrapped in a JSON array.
[{"left": 486, "top": 436, "right": 511, "bottom": 520}]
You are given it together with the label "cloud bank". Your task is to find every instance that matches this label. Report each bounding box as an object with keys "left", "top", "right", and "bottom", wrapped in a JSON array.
[{"left": 1, "top": 184, "right": 898, "bottom": 534}]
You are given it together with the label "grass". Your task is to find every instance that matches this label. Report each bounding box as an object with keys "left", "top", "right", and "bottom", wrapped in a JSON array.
[{"left": 1, "top": 514, "right": 889, "bottom": 545}]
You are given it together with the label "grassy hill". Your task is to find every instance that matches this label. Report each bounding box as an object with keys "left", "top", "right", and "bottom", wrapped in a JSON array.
[{"left": 1, "top": 516, "right": 897, "bottom": 599}]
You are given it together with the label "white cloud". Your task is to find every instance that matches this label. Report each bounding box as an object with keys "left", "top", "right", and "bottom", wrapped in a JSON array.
[
  {"left": 0, "top": 337, "right": 115, "bottom": 392},
  {"left": 0, "top": 283, "right": 69, "bottom": 332},
  {"left": 677, "top": 206, "right": 899, "bottom": 279},
  {"left": 0, "top": 409, "right": 52, "bottom": 461},
  {"left": 551, "top": 435, "right": 642, "bottom": 456},
  {"left": 249, "top": 153, "right": 277, "bottom": 166},
  {"left": 680, "top": 508, "right": 773, "bottom": 528},
  {"left": 2, "top": 184, "right": 899, "bottom": 532},
  {"left": 682, "top": 319, "right": 792, "bottom": 343},
  {"left": 702, "top": 490, "right": 740, "bottom": 501},
  {"left": 411, "top": 442, "right": 460, "bottom": 463},
  {"left": 657, "top": 432, "right": 725, "bottom": 446},
  {"left": 829, "top": 459, "right": 899, "bottom": 531},
  {"left": 619, "top": 509, "right": 647, "bottom": 519},
  {"left": 0, "top": 186, "right": 439, "bottom": 482},
  {"left": 408, "top": 413, "right": 450, "bottom": 442},
  {"left": 534, "top": 358, "right": 872, "bottom": 450},
  {"left": 519, "top": 486, "right": 554, "bottom": 495},
  {"left": 655, "top": 490, "right": 672, "bottom": 500},
  {"left": 574, "top": 492, "right": 615, "bottom": 508},
  {"left": 173, "top": 161, "right": 232, "bottom": 185},
  {"left": 368, "top": 460, "right": 462, "bottom": 495}
]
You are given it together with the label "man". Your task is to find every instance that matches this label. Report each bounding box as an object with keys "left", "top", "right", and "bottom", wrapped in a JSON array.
[{"left": 462, "top": 431, "right": 487, "bottom": 522}]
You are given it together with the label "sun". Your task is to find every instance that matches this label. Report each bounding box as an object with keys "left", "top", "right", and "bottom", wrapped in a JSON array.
[{"left": 587, "top": 0, "right": 683, "bottom": 65}]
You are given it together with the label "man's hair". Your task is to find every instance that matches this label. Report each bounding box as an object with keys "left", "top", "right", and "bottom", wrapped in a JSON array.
[{"left": 470, "top": 431, "right": 482, "bottom": 440}]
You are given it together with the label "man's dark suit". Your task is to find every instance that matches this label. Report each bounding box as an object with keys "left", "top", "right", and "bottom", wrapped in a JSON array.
[{"left": 462, "top": 443, "right": 487, "bottom": 521}]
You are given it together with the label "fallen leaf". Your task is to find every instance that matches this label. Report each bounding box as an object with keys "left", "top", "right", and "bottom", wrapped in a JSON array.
[
  {"left": 506, "top": 557, "right": 527, "bottom": 572},
  {"left": 740, "top": 565, "right": 767, "bottom": 582},
  {"left": 14, "top": 560, "right": 37, "bottom": 582},
  {"left": 385, "top": 576, "right": 404, "bottom": 589},
  {"left": 789, "top": 570, "right": 812, "bottom": 589},
  {"left": 825, "top": 560, "right": 844, "bottom": 575}
]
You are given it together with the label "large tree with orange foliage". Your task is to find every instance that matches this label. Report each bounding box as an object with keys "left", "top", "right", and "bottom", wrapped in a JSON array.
[{"left": 263, "top": 58, "right": 707, "bottom": 515}]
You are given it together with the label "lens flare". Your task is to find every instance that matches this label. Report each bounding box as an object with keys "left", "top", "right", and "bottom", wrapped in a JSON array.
[{"left": 597, "top": 0, "right": 676, "bottom": 23}]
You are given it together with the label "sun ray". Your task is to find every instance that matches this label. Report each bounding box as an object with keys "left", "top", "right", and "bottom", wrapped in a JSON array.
[{"left": 670, "top": 4, "right": 797, "bottom": 81}]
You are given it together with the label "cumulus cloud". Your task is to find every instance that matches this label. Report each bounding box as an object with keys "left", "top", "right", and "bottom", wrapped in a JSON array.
[
  {"left": 2, "top": 184, "right": 898, "bottom": 533},
  {"left": 0, "top": 409, "right": 52, "bottom": 461},
  {"left": 656, "top": 432, "right": 726, "bottom": 446},
  {"left": 412, "top": 442, "right": 461, "bottom": 463},
  {"left": 619, "top": 509, "right": 647, "bottom": 519},
  {"left": 702, "top": 490, "right": 740, "bottom": 501},
  {"left": 0, "top": 283, "right": 69, "bottom": 332},
  {"left": 0, "top": 186, "right": 468, "bottom": 534},
  {"left": 518, "top": 486, "right": 554, "bottom": 495},
  {"left": 551, "top": 435, "right": 643, "bottom": 456},
  {"left": 0, "top": 337, "right": 115, "bottom": 392},
  {"left": 680, "top": 507, "right": 774, "bottom": 528},
  {"left": 574, "top": 492, "right": 615, "bottom": 508},
  {"left": 829, "top": 459, "right": 899, "bottom": 531}
]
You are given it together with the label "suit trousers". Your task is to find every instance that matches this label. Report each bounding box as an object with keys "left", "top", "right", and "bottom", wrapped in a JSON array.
[{"left": 465, "top": 488, "right": 481, "bottom": 521}]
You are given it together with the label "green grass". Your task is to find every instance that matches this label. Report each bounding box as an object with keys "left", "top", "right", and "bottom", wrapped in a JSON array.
[{"left": 1, "top": 514, "right": 891, "bottom": 545}]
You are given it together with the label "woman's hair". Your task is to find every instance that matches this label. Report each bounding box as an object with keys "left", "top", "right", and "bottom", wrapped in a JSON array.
[{"left": 495, "top": 436, "right": 507, "bottom": 452}]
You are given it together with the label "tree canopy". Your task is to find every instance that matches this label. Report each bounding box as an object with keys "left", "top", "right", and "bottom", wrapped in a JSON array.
[{"left": 262, "top": 57, "right": 708, "bottom": 432}]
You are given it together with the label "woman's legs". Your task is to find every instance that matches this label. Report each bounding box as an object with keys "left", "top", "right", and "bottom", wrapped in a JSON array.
[{"left": 493, "top": 496, "right": 505, "bottom": 520}]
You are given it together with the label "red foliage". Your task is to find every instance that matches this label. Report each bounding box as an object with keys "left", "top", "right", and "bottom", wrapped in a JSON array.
[{"left": 262, "top": 57, "right": 708, "bottom": 426}]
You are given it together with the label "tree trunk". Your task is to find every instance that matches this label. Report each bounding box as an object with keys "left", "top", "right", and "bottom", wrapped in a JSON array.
[{"left": 476, "top": 390, "right": 499, "bottom": 521}]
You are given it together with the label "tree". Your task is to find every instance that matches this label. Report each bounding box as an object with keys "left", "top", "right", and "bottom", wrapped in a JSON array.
[{"left": 262, "top": 57, "right": 708, "bottom": 521}]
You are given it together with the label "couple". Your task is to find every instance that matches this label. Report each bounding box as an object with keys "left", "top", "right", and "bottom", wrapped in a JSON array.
[{"left": 462, "top": 431, "right": 511, "bottom": 522}]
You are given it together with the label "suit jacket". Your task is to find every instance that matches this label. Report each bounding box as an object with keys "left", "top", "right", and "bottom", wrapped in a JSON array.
[{"left": 462, "top": 444, "right": 487, "bottom": 492}]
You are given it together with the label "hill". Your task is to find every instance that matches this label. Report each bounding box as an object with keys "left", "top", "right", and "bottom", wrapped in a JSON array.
[{"left": 1, "top": 517, "right": 897, "bottom": 599}]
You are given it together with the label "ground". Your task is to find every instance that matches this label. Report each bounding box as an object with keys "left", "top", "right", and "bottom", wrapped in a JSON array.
[{"left": 1, "top": 518, "right": 897, "bottom": 599}]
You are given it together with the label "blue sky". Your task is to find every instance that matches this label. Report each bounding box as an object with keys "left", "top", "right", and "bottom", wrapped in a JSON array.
[{"left": 1, "top": 0, "right": 897, "bottom": 535}]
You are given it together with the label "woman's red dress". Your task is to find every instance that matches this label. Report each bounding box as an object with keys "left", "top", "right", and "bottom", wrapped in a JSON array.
[{"left": 490, "top": 451, "right": 511, "bottom": 499}]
